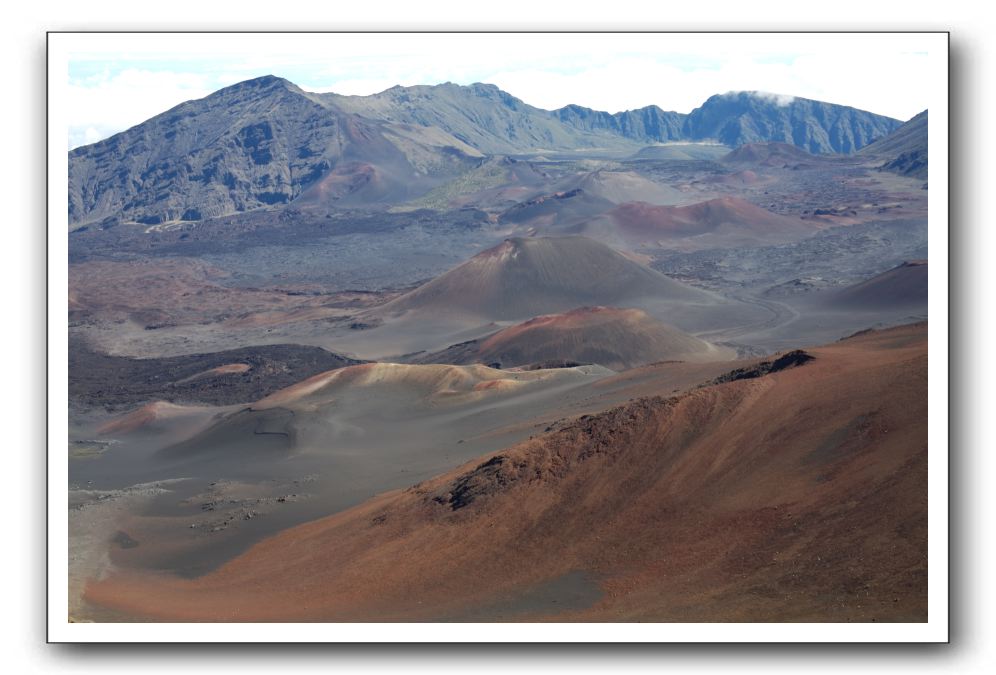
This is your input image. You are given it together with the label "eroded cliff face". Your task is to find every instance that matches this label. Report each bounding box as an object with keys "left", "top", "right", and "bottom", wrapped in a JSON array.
[
  {"left": 68, "top": 76, "right": 482, "bottom": 227},
  {"left": 683, "top": 92, "right": 901, "bottom": 154}
]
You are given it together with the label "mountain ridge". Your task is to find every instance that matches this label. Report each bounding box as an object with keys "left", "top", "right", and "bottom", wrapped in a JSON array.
[
  {"left": 683, "top": 91, "right": 900, "bottom": 154},
  {"left": 68, "top": 76, "right": 903, "bottom": 226},
  {"left": 68, "top": 75, "right": 484, "bottom": 226}
]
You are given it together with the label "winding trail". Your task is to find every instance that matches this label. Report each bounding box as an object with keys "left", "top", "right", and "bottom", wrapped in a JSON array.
[{"left": 694, "top": 293, "right": 800, "bottom": 345}]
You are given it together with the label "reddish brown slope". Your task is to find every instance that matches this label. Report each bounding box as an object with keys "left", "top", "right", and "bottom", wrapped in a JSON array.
[
  {"left": 86, "top": 323, "right": 928, "bottom": 622},
  {"left": 608, "top": 196, "right": 818, "bottom": 249},
  {"left": 421, "top": 306, "right": 730, "bottom": 370},
  {"left": 379, "top": 236, "right": 717, "bottom": 320},
  {"left": 829, "top": 260, "right": 928, "bottom": 310},
  {"left": 96, "top": 401, "right": 213, "bottom": 435}
]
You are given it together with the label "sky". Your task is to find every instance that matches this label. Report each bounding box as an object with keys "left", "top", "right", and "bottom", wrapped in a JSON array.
[{"left": 61, "top": 33, "right": 940, "bottom": 150}]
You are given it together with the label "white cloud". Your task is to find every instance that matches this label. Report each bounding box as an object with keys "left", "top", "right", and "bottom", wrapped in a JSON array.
[{"left": 730, "top": 91, "right": 796, "bottom": 107}]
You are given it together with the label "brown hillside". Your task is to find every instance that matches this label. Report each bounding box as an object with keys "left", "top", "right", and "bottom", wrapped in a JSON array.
[
  {"left": 86, "top": 323, "right": 928, "bottom": 622},
  {"left": 380, "top": 236, "right": 717, "bottom": 320},
  {"left": 421, "top": 306, "right": 728, "bottom": 370},
  {"left": 609, "top": 196, "right": 817, "bottom": 249},
  {"left": 829, "top": 261, "right": 928, "bottom": 310}
]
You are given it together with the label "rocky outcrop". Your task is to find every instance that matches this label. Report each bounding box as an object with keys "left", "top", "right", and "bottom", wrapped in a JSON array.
[
  {"left": 710, "top": 349, "right": 814, "bottom": 384},
  {"left": 551, "top": 104, "right": 685, "bottom": 143}
]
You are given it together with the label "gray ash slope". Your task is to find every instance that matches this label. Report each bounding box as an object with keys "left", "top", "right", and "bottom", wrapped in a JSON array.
[{"left": 859, "top": 110, "right": 928, "bottom": 179}]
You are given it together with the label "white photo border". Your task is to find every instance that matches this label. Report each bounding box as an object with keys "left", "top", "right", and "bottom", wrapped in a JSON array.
[{"left": 47, "top": 30, "right": 950, "bottom": 643}]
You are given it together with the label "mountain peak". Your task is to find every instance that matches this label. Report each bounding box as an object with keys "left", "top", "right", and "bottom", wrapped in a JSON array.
[
  {"left": 687, "top": 91, "right": 901, "bottom": 153},
  {"left": 236, "top": 74, "right": 291, "bottom": 88},
  {"left": 211, "top": 74, "right": 301, "bottom": 99}
]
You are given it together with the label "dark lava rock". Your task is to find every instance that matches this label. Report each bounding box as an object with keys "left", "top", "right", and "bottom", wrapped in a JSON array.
[
  {"left": 710, "top": 350, "right": 814, "bottom": 385},
  {"left": 70, "top": 340, "right": 365, "bottom": 410},
  {"left": 435, "top": 455, "right": 516, "bottom": 511}
]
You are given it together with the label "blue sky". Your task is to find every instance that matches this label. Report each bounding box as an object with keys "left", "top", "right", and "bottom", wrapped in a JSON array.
[{"left": 61, "top": 33, "right": 939, "bottom": 149}]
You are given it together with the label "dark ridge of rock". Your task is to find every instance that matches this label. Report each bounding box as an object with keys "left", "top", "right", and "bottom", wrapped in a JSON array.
[
  {"left": 710, "top": 350, "right": 815, "bottom": 385},
  {"left": 882, "top": 150, "right": 927, "bottom": 179},
  {"left": 429, "top": 396, "right": 680, "bottom": 514},
  {"left": 840, "top": 328, "right": 878, "bottom": 341},
  {"left": 520, "top": 360, "right": 586, "bottom": 371},
  {"left": 435, "top": 455, "right": 516, "bottom": 511},
  {"left": 769, "top": 350, "right": 816, "bottom": 371}
]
